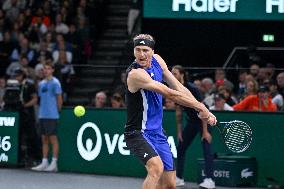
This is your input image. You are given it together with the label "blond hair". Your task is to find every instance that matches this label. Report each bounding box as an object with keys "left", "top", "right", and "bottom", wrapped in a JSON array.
[{"left": 133, "top": 34, "right": 155, "bottom": 43}]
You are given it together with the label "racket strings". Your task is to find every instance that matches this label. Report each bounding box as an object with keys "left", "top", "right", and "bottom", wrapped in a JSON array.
[{"left": 223, "top": 121, "right": 252, "bottom": 153}]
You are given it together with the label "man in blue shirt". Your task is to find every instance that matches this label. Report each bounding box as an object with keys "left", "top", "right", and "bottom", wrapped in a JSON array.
[
  {"left": 32, "top": 61, "right": 63, "bottom": 172},
  {"left": 125, "top": 34, "right": 217, "bottom": 189}
]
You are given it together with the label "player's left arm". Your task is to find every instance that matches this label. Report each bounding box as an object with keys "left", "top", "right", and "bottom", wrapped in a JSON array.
[
  {"left": 154, "top": 54, "right": 216, "bottom": 123},
  {"left": 154, "top": 54, "right": 196, "bottom": 99}
]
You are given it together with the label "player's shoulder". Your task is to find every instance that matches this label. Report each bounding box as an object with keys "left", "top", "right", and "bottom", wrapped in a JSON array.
[
  {"left": 128, "top": 68, "right": 147, "bottom": 79},
  {"left": 153, "top": 54, "right": 164, "bottom": 63},
  {"left": 153, "top": 54, "right": 168, "bottom": 70}
]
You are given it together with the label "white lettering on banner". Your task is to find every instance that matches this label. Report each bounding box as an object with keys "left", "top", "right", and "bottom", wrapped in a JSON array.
[
  {"left": 172, "top": 0, "right": 238, "bottom": 12},
  {"left": 118, "top": 135, "right": 130, "bottom": 155},
  {"left": 202, "top": 169, "right": 230, "bottom": 178},
  {"left": 266, "top": 0, "right": 284, "bottom": 13},
  {"left": 77, "top": 122, "right": 131, "bottom": 161},
  {"left": 0, "top": 117, "right": 15, "bottom": 127},
  {"left": 77, "top": 122, "right": 102, "bottom": 161},
  {"left": 0, "top": 153, "right": 8, "bottom": 162},
  {"left": 77, "top": 122, "right": 177, "bottom": 161},
  {"left": 105, "top": 133, "right": 119, "bottom": 154},
  {"left": 0, "top": 136, "right": 11, "bottom": 152}
]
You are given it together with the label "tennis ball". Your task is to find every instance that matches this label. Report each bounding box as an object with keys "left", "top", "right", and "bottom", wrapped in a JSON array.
[{"left": 74, "top": 105, "right": 85, "bottom": 117}]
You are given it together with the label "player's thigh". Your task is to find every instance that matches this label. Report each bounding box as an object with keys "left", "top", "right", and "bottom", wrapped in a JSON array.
[{"left": 125, "top": 131, "right": 158, "bottom": 165}]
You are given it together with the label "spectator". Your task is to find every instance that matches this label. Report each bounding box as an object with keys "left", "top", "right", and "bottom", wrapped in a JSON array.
[
  {"left": 34, "top": 62, "right": 44, "bottom": 89},
  {"left": 66, "top": 24, "right": 82, "bottom": 64},
  {"left": 32, "top": 62, "right": 63, "bottom": 172},
  {"left": 214, "top": 68, "right": 234, "bottom": 92},
  {"left": 91, "top": 91, "right": 107, "bottom": 108},
  {"left": 240, "top": 79, "right": 259, "bottom": 100},
  {"left": 163, "top": 97, "right": 176, "bottom": 110},
  {"left": 193, "top": 79, "right": 202, "bottom": 93},
  {"left": 53, "top": 33, "right": 72, "bottom": 52},
  {"left": 110, "top": 92, "right": 125, "bottom": 108},
  {"left": 236, "top": 70, "right": 247, "bottom": 98},
  {"left": 6, "top": 54, "right": 35, "bottom": 81},
  {"left": 277, "top": 72, "right": 284, "bottom": 97},
  {"left": 218, "top": 85, "right": 238, "bottom": 106},
  {"left": 171, "top": 65, "right": 215, "bottom": 188},
  {"left": 2, "top": 0, "right": 20, "bottom": 24},
  {"left": 10, "top": 36, "right": 35, "bottom": 63},
  {"left": 201, "top": 77, "right": 215, "bottom": 98},
  {"left": 249, "top": 63, "right": 260, "bottom": 78},
  {"left": 265, "top": 79, "right": 283, "bottom": 111},
  {"left": 55, "top": 13, "right": 69, "bottom": 34},
  {"left": 209, "top": 93, "right": 233, "bottom": 111},
  {"left": 265, "top": 63, "right": 276, "bottom": 80},
  {"left": 256, "top": 67, "right": 271, "bottom": 85},
  {"left": 0, "top": 31, "right": 15, "bottom": 76},
  {"left": 45, "top": 32, "right": 55, "bottom": 52},
  {"left": 202, "top": 78, "right": 215, "bottom": 107},
  {"left": 34, "top": 40, "right": 52, "bottom": 64},
  {"left": 30, "top": 10, "right": 49, "bottom": 36},
  {"left": 233, "top": 85, "right": 277, "bottom": 112},
  {"left": 13, "top": 68, "right": 41, "bottom": 166}
]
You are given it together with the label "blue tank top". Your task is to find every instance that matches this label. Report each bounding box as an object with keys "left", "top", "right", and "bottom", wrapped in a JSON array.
[{"left": 125, "top": 56, "right": 164, "bottom": 132}]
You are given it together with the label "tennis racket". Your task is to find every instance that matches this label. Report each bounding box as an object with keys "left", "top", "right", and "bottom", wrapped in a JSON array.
[{"left": 215, "top": 120, "right": 252, "bottom": 153}]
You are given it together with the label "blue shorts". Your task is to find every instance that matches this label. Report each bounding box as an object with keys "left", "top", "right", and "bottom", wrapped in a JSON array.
[{"left": 125, "top": 129, "right": 175, "bottom": 171}]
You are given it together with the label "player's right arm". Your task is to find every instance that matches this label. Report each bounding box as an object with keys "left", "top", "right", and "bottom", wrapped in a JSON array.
[{"left": 127, "top": 68, "right": 216, "bottom": 125}]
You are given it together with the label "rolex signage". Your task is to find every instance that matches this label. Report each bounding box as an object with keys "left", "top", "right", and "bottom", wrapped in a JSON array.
[{"left": 144, "top": 0, "right": 284, "bottom": 20}]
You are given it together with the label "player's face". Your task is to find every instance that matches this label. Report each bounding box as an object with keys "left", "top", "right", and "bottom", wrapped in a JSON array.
[{"left": 134, "top": 46, "right": 153, "bottom": 68}]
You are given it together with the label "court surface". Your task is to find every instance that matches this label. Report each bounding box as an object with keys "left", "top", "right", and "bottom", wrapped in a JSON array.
[{"left": 0, "top": 168, "right": 263, "bottom": 189}]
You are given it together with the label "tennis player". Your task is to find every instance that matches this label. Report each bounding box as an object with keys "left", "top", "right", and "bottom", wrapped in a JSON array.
[{"left": 124, "top": 34, "right": 217, "bottom": 189}]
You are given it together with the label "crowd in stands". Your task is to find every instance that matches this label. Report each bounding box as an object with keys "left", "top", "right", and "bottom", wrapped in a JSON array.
[
  {"left": 89, "top": 62, "right": 284, "bottom": 112},
  {"left": 0, "top": 0, "right": 98, "bottom": 167},
  {"left": 180, "top": 64, "right": 284, "bottom": 112},
  {"left": 0, "top": 0, "right": 95, "bottom": 106}
]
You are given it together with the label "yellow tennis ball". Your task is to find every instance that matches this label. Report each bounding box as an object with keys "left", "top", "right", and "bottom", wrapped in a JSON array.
[{"left": 74, "top": 105, "right": 85, "bottom": 117}]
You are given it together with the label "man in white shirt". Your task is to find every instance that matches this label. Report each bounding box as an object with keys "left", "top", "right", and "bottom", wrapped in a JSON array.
[{"left": 210, "top": 93, "right": 233, "bottom": 111}]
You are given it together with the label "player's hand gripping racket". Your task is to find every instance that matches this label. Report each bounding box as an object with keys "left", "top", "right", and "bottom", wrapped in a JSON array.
[{"left": 215, "top": 120, "right": 252, "bottom": 153}]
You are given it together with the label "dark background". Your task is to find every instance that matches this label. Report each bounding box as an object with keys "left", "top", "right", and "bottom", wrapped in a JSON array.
[{"left": 142, "top": 19, "right": 284, "bottom": 67}]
